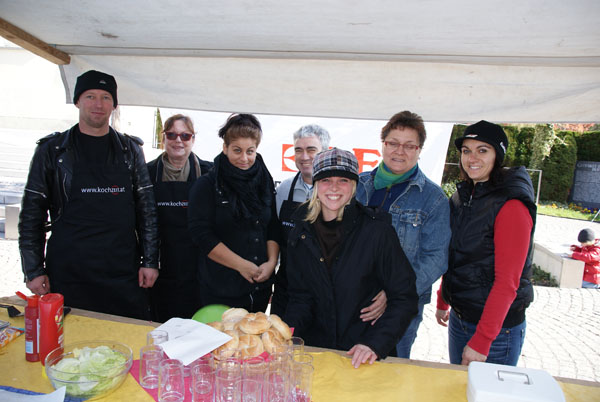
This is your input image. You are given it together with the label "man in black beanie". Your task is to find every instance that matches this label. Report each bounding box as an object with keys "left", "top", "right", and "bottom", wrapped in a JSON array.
[{"left": 18, "top": 70, "right": 159, "bottom": 320}]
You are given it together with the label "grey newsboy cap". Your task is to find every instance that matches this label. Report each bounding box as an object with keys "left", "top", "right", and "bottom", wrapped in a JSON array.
[{"left": 312, "top": 148, "right": 359, "bottom": 182}]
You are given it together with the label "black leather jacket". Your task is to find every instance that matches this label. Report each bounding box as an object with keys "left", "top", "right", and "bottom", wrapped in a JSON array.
[{"left": 18, "top": 125, "right": 159, "bottom": 281}]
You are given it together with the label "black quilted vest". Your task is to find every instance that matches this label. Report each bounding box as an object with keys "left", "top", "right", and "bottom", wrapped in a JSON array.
[{"left": 442, "top": 167, "right": 536, "bottom": 327}]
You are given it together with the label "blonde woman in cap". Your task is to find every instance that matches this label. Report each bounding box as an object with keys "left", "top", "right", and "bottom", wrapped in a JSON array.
[
  {"left": 284, "top": 148, "right": 418, "bottom": 368},
  {"left": 436, "top": 120, "right": 537, "bottom": 366}
]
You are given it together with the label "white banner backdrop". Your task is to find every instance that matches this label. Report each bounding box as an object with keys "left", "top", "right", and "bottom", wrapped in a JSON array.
[{"left": 125, "top": 108, "right": 453, "bottom": 186}]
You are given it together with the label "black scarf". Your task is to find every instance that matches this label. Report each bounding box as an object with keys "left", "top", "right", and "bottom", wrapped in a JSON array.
[{"left": 215, "top": 152, "right": 273, "bottom": 220}]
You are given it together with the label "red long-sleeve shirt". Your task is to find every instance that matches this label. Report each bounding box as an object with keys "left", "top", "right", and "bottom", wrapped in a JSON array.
[{"left": 437, "top": 199, "right": 533, "bottom": 356}]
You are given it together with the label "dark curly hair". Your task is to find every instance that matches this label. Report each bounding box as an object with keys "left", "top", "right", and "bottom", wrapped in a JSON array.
[{"left": 218, "top": 113, "right": 262, "bottom": 146}]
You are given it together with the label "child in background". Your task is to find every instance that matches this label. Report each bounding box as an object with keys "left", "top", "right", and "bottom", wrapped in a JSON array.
[{"left": 570, "top": 228, "right": 600, "bottom": 289}]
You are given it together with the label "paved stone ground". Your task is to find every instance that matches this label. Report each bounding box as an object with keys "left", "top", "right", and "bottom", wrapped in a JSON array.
[
  {"left": 411, "top": 215, "right": 600, "bottom": 382},
  {"left": 1, "top": 215, "right": 599, "bottom": 382}
]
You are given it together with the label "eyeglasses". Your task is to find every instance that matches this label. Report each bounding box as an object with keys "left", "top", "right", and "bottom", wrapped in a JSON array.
[
  {"left": 383, "top": 141, "right": 420, "bottom": 152},
  {"left": 165, "top": 132, "right": 195, "bottom": 141}
]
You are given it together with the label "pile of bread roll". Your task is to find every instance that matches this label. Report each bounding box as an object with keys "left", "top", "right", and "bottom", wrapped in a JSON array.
[{"left": 207, "top": 308, "right": 292, "bottom": 359}]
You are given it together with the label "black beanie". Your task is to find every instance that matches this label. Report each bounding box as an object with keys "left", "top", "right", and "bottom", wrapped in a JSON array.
[
  {"left": 578, "top": 228, "right": 595, "bottom": 243},
  {"left": 455, "top": 120, "right": 508, "bottom": 163},
  {"left": 73, "top": 70, "right": 118, "bottom": 107}
]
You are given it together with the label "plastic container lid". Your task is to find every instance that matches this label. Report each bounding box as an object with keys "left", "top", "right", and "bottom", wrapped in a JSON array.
[{"left": 467, "top": 362, "right": 565, "bottom": 402}]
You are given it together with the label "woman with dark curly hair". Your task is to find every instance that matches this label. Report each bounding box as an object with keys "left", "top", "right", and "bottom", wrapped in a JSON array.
[{"left": 188, "top": 114, "right": 280, "bottom": 312}]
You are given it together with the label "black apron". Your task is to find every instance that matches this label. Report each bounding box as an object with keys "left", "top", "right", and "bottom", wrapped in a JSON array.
[
  {"left": 149, "top": 154, "right": 202, "bottom": 322},
  {"left": 46, "top": 147, "right": 150, "bottom": 320},
  {"left": 270, "top": 172, "right": 304, "bottom": 316}
]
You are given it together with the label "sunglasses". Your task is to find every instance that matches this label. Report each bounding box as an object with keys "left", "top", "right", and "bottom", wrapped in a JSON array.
[{"left": 165, "top": 132, "right": 195, "bottom": 141}]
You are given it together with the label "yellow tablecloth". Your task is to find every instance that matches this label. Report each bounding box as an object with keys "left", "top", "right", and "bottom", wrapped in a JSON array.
[{"left": 0, "top": 302, "right": 598, "bottom": 401}]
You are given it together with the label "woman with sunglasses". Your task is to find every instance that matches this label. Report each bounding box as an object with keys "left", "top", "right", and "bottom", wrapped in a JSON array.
[
  {"left": 147, "top": 114, "right": 213, "bottom": 322},
  {"left": 356, "top": 111, "right": 451, "bottom": 358},
  {"left": 188, "top": 114, "right": 280, "bottom": 313}
]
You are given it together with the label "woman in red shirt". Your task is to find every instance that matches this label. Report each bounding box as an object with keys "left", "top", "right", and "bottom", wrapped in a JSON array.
[{"left": 435, "top": 121, "right": 536, "bottom": 366}]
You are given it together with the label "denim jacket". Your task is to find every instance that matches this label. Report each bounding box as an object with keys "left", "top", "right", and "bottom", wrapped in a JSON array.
[{"left": 356, "top": 166, "right": 451, "bottom": 304}]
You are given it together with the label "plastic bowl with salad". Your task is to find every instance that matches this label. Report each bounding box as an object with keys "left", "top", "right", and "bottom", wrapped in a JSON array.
[{"left": 45, "top": 340, "right": 133, "bottom": 400}]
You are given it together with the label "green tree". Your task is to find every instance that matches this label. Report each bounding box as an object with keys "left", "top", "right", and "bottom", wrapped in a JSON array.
[
  {"left": 540, "top": 132, "right": 578, "bottom": 203},
  {"left": 154, "top": 108, "right": 163, "bottom": 150},
  {"left": 529, "top": 124, "right": 556, "bottom": 169}
]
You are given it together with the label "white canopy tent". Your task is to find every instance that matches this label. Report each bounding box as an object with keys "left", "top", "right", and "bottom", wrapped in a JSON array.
[{"left": 1, "top": 0, "right": 599, "bottom": 123}]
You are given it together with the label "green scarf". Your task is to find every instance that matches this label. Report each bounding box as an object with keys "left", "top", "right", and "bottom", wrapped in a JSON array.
[{"left": 373, "top": 162, "right": 417, "bottom": 190}]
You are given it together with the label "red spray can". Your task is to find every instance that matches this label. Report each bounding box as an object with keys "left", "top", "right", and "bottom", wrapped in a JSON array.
[
  {"left": 16, "top": 291, "right": 40, "bottom": 362},
  {"left": 38, "top": 293, "right": 64, "bottom": 365}
]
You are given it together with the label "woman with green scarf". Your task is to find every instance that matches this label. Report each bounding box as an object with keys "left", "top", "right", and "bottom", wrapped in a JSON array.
[{"left": 356, "top": 110, "right": 451, "bottom": 358}]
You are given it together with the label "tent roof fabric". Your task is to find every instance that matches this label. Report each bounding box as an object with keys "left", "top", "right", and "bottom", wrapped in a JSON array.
[{"left": 2, "top": 0, "right": 599, "bottom": 122}]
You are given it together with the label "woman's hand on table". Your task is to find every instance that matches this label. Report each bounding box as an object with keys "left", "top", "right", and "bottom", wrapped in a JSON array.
[
  {"left": 461, "top": 345, "right": 487, "bottom": 366},
  {"left": 26, "top": 275, "right": 50, "bottom": 295},
  {"left": 347, "top": 344, "right": 378, "bottom": 368},
  {"left": 360, "top": 290, "right": 387, "bottom": 325},
  {"left": 435, "top": 309, "right": 450, "bottom": 327}
]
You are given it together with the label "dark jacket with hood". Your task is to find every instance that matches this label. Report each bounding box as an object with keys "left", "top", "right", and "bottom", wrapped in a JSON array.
[
  {"left": 19, "top": 125, "right": 159, "bottom": 281},
  {"left": 442, "top": 166, "right": 536, "bottom": 328},
  {"left": 284, "top": 199, "right": 418, "bottom": 359}
]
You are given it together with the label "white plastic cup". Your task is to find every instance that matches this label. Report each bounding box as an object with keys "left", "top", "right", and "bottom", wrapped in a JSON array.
[
  {"left": 147, "top": 329, "right": 169, "bottom": 345},
  {"left": 139, "top": 344, "right": 164, "bottom": 389},
  {"left": 191, "top": 363, "right": 215, "bottom": 402},
  {"left": 158, "top": 358, "right": 185, "bottom": 402}
]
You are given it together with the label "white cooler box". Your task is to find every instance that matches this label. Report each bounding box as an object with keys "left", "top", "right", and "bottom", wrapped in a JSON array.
[{"left": 467, "top": 362, "right": 565, "bottom": 402}]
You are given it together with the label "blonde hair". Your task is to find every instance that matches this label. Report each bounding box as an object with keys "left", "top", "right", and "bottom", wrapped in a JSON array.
[{"left": 305, "top": 180, "right": 356, "bottom": 223}]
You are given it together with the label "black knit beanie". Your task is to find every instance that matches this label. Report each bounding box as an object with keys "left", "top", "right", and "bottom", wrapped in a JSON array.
[{"left": 73, "top": 70, "right": 118, "bottom": 107}]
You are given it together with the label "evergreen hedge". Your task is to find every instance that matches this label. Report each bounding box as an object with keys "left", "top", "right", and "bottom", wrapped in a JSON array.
[
  {"left": 539, "top": 131, "right": 578, "bottom": 203},
  {"left": 574, "top": 131, "right": 600, "bottom": 162},
  {"left": 441, "top": 125, "right": 583, "bottom": 203}
]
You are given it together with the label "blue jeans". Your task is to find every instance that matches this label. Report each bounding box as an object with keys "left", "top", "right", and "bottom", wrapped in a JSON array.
[
  {"left": 448, "top": 310, "right": 526, "bottom": 366},
  {"left": 395, "top": 303, "right": 425, "bottom": 358},
  {"left": 582, "top": 280, "right": 600, "bottom": 289}
]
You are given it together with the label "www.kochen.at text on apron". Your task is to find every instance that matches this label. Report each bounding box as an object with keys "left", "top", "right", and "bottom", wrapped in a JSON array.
[
  {"left": 270, "top": 172, "right": 304, "bottom": 316},
  {"left": 45, "top": 149, "right": 150, "bottom": 320},
  {"left": 149, "top": 154, "right": 203, "bottom": 322}
]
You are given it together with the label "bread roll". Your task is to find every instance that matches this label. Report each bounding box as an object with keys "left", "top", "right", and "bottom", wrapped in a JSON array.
[
  {"left": 268, "top": 314, "right": 292, "bottom": 340},
  {"left": 239, "top": 312, "right": 271, "bottom": 335},
  {"left": 214, "top": 330, "right": 239, "bottom": 359},
  {"left": 222, "top": 307, "right": 249, "bottom": 322},
  {"left": 206, "top": 321, "right": 224, "bottom": 331},
  {"left": 261, "top": 328, "right": 285, "bottom": 354},
  {"left": 239, "top": 334, "right": 264, "bottom": 358}
]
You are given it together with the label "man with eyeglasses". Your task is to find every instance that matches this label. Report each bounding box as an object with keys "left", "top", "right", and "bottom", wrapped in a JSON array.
[
  {"left": 18, "top": 70, "right": 159, "bottom": 320},
  {"left": 356, "top": 110, "right": 451, "bottom": 358}
]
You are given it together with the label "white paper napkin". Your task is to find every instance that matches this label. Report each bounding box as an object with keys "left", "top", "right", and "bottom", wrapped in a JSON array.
[{"left": 154, "top": 318, "right": 231, "bottom": 365}]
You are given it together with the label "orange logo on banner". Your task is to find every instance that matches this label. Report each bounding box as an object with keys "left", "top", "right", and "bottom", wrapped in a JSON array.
[
  {"left": 281, "top": 144, "right": 296, "bottom": 172},
  {"left": 353, "top": 148, "right": 381, "bottom": 173},
  {"left": 281, "top": 144, "right": 381, "bottom": 174}
]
